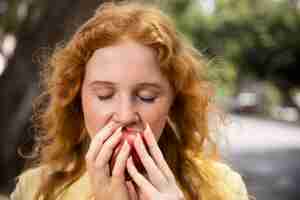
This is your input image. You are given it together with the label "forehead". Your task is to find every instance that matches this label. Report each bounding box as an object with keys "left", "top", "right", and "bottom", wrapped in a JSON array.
[
  {"left": 89, "top": 40, "right": 158, "bottom": 67},
  {"left": 84, "top": 40, "right": 169, "bottom": 85}
]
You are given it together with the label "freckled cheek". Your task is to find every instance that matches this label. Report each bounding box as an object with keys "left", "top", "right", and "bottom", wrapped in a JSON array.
[
  {"left": 82, "top": 95, "right": 111, "bottom": 138},
  {"left": 145, "top": 106, "right": 170, "bottom": 141},
  {"left": 151, "top": 118, "right": 167, "bottom": 141}
]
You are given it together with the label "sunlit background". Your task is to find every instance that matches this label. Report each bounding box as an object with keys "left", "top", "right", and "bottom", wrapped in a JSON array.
[{"left": 1, "top": 0, "right": 299, "bottom": 199}]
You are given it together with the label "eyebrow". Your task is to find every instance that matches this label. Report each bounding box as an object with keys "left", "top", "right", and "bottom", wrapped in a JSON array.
[{"left": 88, "top": 80, "right": 164, "bottom": 90}]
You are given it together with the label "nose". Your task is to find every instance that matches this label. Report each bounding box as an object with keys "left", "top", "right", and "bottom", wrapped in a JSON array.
[{"left": 111, "top": 97, "right": 141, "bottom": 126}]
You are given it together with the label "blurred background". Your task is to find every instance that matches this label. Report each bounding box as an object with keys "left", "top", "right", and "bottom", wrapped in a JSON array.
[{"left": 0, "top": 0, "right": 299, "bottom": 199}]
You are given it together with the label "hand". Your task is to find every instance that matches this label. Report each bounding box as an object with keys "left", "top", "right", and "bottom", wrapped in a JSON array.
[
  {"left": 126, "top": 123, "right": 185, "bottom": 200},
  {"left": 85, "top": 121, "right": 133, "bottom": 200}
]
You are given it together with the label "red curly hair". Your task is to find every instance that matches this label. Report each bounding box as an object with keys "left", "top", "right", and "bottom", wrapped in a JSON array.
[{"left": 30, "top": 1, "right": 225, "bottom": 200}]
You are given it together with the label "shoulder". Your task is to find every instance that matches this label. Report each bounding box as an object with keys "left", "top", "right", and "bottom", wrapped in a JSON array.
[
  {"left": 10, "top": 167, "right": 92, "bottom": 200},
  {"left": 19, "top": 166, "right": 44, "bottom": 181},
  {"left": 10, "top": 166, "right": 44, "bottom": 200},
  {"left": 211, "top": 161, "right": 249, "bottom": 200}
]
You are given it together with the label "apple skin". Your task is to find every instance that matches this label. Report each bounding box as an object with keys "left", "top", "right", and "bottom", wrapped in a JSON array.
[{"left": 109, "top": 131, "right": 148, "bottom": 180}]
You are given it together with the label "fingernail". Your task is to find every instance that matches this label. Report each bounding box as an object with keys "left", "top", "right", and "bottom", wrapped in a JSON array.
[
  {"left": 116, "top": 126, "right": 123, "bottom": 133},
  {"left": 115, "top": 127, "right": 123, "bottom": 137},
  {"left": 124, "top": 141, "right": 130, "bottom": 149},
  {"left": 145, "top": 123, "right": 151, "bottom": 133}
]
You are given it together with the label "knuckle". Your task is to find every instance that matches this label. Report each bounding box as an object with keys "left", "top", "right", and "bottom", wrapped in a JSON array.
[
  {"left": 143, "top": 156, "right": 153, "bottom": 166},
  {"left": 98, "top": 137, "right": 105, "bottom": 146},
  {"left": 94, "top": 160, "right": 104, "bottom": 170},
  {"left": 105, "top": 142, "right": 116, "bottom": 152},
  {"left": 166, "top": 173, "right": 175, "bottom": 182},
  {"left": 149, "top": 144, "right": 156, "bottom": 149},
  {"left": 95, "top": 133, "right": 105, "bottom": 144}
]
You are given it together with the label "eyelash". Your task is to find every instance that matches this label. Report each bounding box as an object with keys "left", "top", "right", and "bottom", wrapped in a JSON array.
[{"left": 97, "top": 95, "right": 156, "bottom": 103}]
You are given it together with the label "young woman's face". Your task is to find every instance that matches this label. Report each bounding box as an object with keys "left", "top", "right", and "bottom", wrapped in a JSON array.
[{"left": 81, "top": 39, "right": 174, "bottom": 141}]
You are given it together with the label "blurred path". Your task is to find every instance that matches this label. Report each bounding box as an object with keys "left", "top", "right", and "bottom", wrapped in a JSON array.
[
  {"left": 222, "top": 114, "right": 300, "bottom": 200},
  {"left": 221, "top": 114, "right": 300, "bottom": 153}
]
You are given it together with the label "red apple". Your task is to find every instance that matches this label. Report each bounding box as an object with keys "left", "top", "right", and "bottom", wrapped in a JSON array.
[{"left": 109, "top": 128, "right": 148, "bottom": 180}]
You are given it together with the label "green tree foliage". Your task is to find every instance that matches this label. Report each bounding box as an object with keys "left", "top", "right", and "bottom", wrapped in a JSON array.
[
  {"left": 187, "top": 1, "right": 299, "bottom": 82},
  {"left": 152, "top": 0, "right": 300, "bottom": 107}
]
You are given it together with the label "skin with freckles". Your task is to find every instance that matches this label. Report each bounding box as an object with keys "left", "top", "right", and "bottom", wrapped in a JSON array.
[{"left": 81, "top": 39, "right": 175, "bottom": 140}]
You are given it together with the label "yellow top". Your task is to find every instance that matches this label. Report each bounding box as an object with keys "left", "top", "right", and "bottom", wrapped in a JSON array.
[{"left": 10, "top": 161, "right": 249, "bottom": 200}]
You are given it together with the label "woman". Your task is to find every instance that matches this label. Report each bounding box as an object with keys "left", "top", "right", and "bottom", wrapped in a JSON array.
[{"left": 10, "top": 1, "right": 249, "bottom": 200}]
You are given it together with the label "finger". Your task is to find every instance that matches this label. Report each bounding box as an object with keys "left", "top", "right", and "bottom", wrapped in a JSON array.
[
  {"left": 126, "top": 181, "right": 139, "bottom": 200},
  {"left": 86, "top": 121, "right": 121, "bottom": 162},
  {"left": 112, "top": 141, "right": 131, "bottom": 178},
  {"left": 94, "top": 127, "right": 123, "bottom": 170},
  {"left": 126, "top": 156, "right": 158, "bottom": 195},
  {"left": 143, "top": 123, "right": 175, "bottom": 181},
  {"left": 134, "top": 133, "right": 168, "bottom": 188}
]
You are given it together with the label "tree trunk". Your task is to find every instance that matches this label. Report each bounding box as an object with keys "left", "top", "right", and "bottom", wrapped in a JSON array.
[{"left": 275, "top": 80, "right": 300, "bottom": 122}]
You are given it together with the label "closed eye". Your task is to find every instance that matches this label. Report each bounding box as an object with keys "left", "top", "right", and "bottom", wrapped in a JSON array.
[
  {"left": 97, "top": 95, "right": 113, "bottom": 101},
  {"left": 97, "top": 95, "right": 157, "bottom": 103},
  {"left": 139, "top": 96, "right": 156, "bottom": 103}
]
